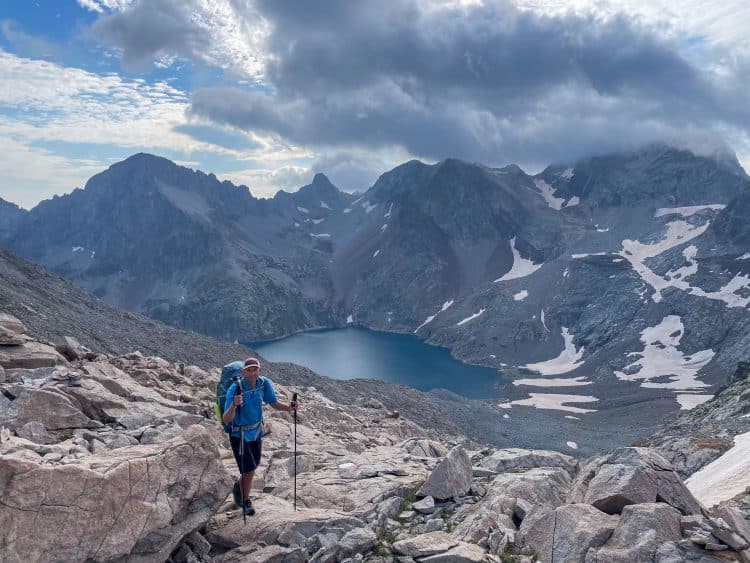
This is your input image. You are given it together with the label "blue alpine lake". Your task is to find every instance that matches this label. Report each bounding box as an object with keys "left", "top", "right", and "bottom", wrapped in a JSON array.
[{"left": 251, "top": 327, "right": 502, "bottom": 400}]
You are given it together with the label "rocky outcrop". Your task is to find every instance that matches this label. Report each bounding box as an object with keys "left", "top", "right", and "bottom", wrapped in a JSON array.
[
  {"left": 417, "top": 445, "right": 473, "bottom": 500},
  {"left": 519, "top": 504, "right": 619, "bottom": 562},
  {"left": 3, "top": 314, "right": 750, "bottom": 563},
  {"left": 569, "top": 447, "right": 702, "bottom": 516},
  {"left": 1, "top": 426, "right": 231, "bottom": 562}
]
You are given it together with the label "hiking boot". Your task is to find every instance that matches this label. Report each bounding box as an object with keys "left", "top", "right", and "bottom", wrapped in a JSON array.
[
  {"left": 243, "top": 499, "right": 255, "bottom": 516},
  {"left": 232, "top": 481, "right": 242, "bottom": 508}
]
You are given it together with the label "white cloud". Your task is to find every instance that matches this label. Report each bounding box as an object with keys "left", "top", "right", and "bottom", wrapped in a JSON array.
[{"left": 0, "top": 50, "right": 324, "bottom": 206}]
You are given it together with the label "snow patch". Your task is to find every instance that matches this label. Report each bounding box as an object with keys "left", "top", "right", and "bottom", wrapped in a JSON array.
[
  {"left": 414, "top": 314, "right": 437, "bottom": 333},
  {"left": 655, "top": 204, "right": 725, "bottom": 218},
  {"left": 676, "top": 393, "right": 713, "bottom": 410},
  {"left": 294, "top": 222, "right": 300, "bottom": 227},
  {"left": 414, "top": 299, "right": 454, "bottom": 333},
  {"left": 563, "top": 268, "right": 569, "bottom": 278},
  {"left": 567, "top": 441, "right": 578, "bottom": 449},
  {"left": 363, "top": 201, "right": 377, "bottom": 213},
  {"left": 560, "top": 168, "right": 574, "bottom": 179},
  {"left": 541, "top": 309, "right": 548, "bottom": 332},
  {"left": 346, "top": 314, "right": 353, "bottom": 324},
  {"left": 503, "top": 414, "right": 510, "bottom": 419},
  {"left": 297, "top": 206, "right": 309, "bottom": 214},
  {"left": 494, "top": 237, "right": 543, "bottom": 282},
  {"left": 513, "top": 375, "right": 591, "bottom": 387},
  {"left": 619, "top": 220, "right": 710, "bottom": 303},
  {"left": 595, "top": 225, "right": 609, "bottom": 233},
  {"left": 384, "top": 202, "right": 394, "bottom": 218},
  {"left": 509, "top": 393, "right": 598, "bottom": 413},
  {"left": 311, "top": 218, "right": 325, "bottom": 224},
  {"left": 90, "top": 251, "right": 95, "bottom": 259},
  {"left": 687, "top": 273, "right": 750, "bottom": 308},
  {"left": 533, "top": 179, "right": 564, "bottom": 210},
  {"left": 320, "top": 201, "right": 331, "bottom": 209},
  {"left": 343, "top": 208, "right": 352, "bottom": 214},
  {"left": 737, "top": 252, "right": 750, "bottom": 260},
  {"left": 522, "top": 327, "right": 585, "bottom": 375},
  {"left": 457, "top": 308, "right": 486, "bottom": 326},
  {"left": 565, "top": 415, "right": 579, "bottom": 420},
  {"left": 513, "top": 290, "right": 529, "bottom": 301},
  {"left": 72, "top": 246, "right": 83, "bottom": 252},
  {"left": 373, "top": 249, "right": 380, "bottom": 258},
  {"left": 565, "top": 196, "right": 580, "bottom": 207},
  {"left": 572, "top": 252, "right": 607, "bottom": 259},
  {"left": 310, "top": 233, "right": 331, "bottom": 238},
  {"left": 686, "top": 431, "right": 750, "bottom": 507},
  {"left": 381, "top": 223, "right": 388, "bottom": 232},
  {"left": 614, "top": 315, "right": 714, "bottom": 390}
]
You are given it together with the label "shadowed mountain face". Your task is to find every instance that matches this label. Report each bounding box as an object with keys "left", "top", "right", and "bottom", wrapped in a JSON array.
[
  {"left": 3, "top": 145, "right": 750, "bottom": 437},
  {"left": 0, "top": 197, "right": 27, "bottom": 240}
]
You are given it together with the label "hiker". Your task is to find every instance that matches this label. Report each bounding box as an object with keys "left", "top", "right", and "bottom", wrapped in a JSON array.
[{"left": 222, "top": 357, "right": 298, "bottom": 516}]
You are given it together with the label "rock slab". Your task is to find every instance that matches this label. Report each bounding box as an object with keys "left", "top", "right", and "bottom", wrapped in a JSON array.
[{"left": 418, "top": 445, "right": 472, "bottom": 500}]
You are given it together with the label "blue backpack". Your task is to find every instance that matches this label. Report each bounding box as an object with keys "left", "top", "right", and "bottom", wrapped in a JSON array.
[{"left": 214, "top": 361, "right": 245, "bottom": 432}]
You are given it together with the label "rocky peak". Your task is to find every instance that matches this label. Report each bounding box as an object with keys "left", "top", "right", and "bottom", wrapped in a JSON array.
[
  {"left": 0, "top": 197, "right": 27, "bottom": 239},
  {"left": 565, "top": 144, "right": 750, "bottom": 207}
]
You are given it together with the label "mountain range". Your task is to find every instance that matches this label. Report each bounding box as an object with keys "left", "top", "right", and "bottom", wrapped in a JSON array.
[{"left": 2, "top": 144, "right": 749, "bottom": 441}]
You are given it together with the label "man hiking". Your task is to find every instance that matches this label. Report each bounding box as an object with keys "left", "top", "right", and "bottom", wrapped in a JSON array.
[{"left": 222, "top": 357, "right": 298, "bottom": 516}]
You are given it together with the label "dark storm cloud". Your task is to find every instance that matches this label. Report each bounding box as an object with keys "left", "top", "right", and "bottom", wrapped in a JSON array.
[
  {"left": 93, "top": 0, "right": 750, "bottom": 167},
  {"left": 90, "top": 0, "right": 209, "bottom": 68}
]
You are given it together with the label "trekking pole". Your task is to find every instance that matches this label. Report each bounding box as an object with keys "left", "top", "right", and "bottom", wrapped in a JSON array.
[
  {"left": 235, "top": 376, "right": 247, "bottom": 525},
  {"left": 292, "top": 392, "right": 298, "bottom": 511}
]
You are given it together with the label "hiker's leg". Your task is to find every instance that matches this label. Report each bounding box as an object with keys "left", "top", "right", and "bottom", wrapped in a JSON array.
[{"left": 241, "top": 469, "right": 255, "bottom": 499}]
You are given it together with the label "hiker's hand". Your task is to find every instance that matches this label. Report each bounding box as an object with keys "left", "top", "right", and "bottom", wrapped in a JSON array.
[{"left": 233, "top": 394, "right": 243, "bottom": 407}]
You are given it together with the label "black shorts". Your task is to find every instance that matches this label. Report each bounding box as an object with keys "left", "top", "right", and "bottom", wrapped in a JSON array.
[{"left": 230, "top": 436, "right": 262, "bottom": 474}]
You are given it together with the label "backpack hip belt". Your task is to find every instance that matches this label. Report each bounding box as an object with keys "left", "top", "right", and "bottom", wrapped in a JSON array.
[{"left": 232, "top": 421, "right": 262, "bottom": 447}]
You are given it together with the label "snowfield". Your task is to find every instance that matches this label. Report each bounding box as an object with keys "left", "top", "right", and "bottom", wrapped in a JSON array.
[
  {"left": 533, "top": 178, "right": 565, "bottom": 210},
  {"left": 508, "top": 393, "right": 599, "bottom": 413},
  {"left": 619, "top": 219, "right": 710, "bottom": 303},
  {"left": 457, "top": 308, "right": 485, "bottom": 326},
  {"left": 614, "top": 315, "right": 714, "bottom": 391},
  {"left": 513, "top": 375, "right": 591, "bottom": 387},
  {"left": 513, "top": 290, "right": 529, "bottom": 301},
  {"left": 413, "top": 300, "right": 454, "bottom": 333},
  {"left": 686, "top": 430, "right": 750, "bottom": 507},
  {"left": 494, "top": 237, "right": 543, "bottom": 282},
  {"left": 675, "top": 393, "right": 713, "bottom": 410},
  {"left": 522, "top": 327, "right": 585, "bottom": 375},
  {"left": 654, "top": 204, "right": 725, "bottom": 217}
]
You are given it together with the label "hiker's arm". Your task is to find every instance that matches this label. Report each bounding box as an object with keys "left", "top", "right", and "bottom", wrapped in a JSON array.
[
  {"left": 271, "top": 400, "right": 296, "bottom": 413},
  {"left": 222, "top": 386, "right": 242, "bottom": 424},
  {"left": 222, "top": 403, "right": 236, "bottom": 424}
]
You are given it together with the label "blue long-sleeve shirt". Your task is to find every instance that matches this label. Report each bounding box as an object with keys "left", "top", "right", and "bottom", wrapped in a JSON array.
[{"left": 224, "top": 376, "right": 278, "bottom": 441}]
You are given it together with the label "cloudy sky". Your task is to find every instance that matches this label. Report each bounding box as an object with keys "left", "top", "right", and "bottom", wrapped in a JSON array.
[{"left": 1, "top": 0, "right": 749, "bottom": 209}]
